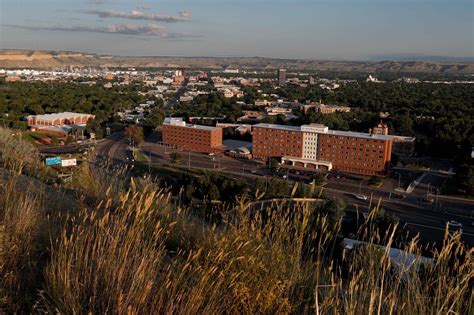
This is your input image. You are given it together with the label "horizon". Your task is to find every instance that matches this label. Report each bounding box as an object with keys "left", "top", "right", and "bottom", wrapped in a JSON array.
[
  {"left": 1, "top": 48, "right": 474, "bottom": 63},
  {"left": 1, "top": 0, "right": 473, "bottom": 60}
]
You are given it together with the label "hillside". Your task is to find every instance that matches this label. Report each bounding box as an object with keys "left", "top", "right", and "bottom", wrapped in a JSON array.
[
  {"left": 1, "top": 127, "right": 473, "bottom": 313},
  {"left": 1, "top": 49, "right": 474, "bottom": 74}
]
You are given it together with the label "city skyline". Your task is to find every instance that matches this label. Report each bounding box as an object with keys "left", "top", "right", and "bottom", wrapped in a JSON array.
[{"left": 1, "top": 0, "right": 473, "bottom": 60}]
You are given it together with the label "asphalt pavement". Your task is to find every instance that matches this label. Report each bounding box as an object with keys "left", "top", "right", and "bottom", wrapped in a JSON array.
[{"left": 91, "top": 135, "right": 474, "bottom": 247}]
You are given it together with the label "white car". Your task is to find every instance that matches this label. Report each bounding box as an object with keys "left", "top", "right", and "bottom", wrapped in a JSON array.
[
  {"left": 208, "top": 153, "right": 215, "bottom": 156},
  {"left": 354, "top": 194, "right": 368, "bottom": 201},
  {"left": 448, "top": 220, "right": 463, "bottom": 229}
]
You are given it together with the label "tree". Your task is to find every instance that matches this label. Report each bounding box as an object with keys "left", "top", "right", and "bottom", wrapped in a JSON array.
[
  {"left": 369, "top": 176, "right": 382, "bottom": 186},
  {"left": 294, "top": 183, "right": 312, "bottom": 198},
  {"left": 312, "top": 173, "right": 325, "bottom": 186},
  {"left": 170, "top": 152, "right": 181, "bottom": 164},
  {"left": 269, "top": 158, "right": 280, "bottom": 169},
  {"left": 207, "top": 183, "right": 221, "bottom": 201},
  {"left": 396, "top": 111, "right": 414, "bottom": 136},
  {"left": 143, "top": 108, "right": 165, "bottom": 129},
  {"left": 321, "top": 199, "right": 346, "bottom": 225},
  {"left": 86, "top": 120, "right": 103, "bottom": 140},
  {"left": 373, "top": 208, "right": 400, "bottom": 233},
  {"left": 124, "top": 125, "right": 144, "bottom": 146}
]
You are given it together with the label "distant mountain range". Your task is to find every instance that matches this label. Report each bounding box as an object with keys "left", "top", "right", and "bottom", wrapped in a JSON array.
[
  {"left": 368, "top": 54, "right": 474, "bottom": 63},
  {"left": 1, "top": 50, "right": 473, "bottom": 74}
]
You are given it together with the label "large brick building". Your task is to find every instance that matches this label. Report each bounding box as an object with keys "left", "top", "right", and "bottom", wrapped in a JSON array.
[
  {"left": 162, "top": 118, "right": 223, "bottom": 153},
  {"left": 251, "top": 123, "right": 395, "bottom": 175},
  {"left": 317, "top": 131, "right": 393, "bottom": 175},
  {"left": 26, "top": 112, "right": 95, "bottom": 138},
  {"left": 252, "top": 124, "right": 303, "bottom": 160},
  {"left": 27, "top": 112, "right": 95, "bottom": 127}
]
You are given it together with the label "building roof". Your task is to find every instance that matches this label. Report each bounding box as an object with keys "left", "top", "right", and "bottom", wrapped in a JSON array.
[
  {"left": 253, "top": 123, "right": 404, "bottom": 141},
  {"left": 164, "top": 117, "right": 221, "bottom": 131},
  {"left": 252, "top": 123, "right": 302, "bottom": 132},
  {"left": 28, "top": 112, "right": 94, "bottom": 122},
  {"left": 223, "top": 139, "right": 252, "bottom": 151},
  {"left": 327, "top": 130, "right": 394, "bottom": 141}
]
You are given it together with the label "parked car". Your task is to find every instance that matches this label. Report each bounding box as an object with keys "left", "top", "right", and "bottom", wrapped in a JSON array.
[
  {"left": 354, "top": 194, "right": 368, "bottom": 201},
  {"left": 393, "top": 193, "right": 406, "bottom": 200},
  {"left": 328, "top": 174, "right": 346, "bottom": 180},
  {"left": 447, "top": 220, "right": 463, "bottom": 229}
]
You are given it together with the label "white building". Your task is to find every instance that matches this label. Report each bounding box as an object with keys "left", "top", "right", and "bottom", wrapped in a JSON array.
[{"left": 301, "top": 124, "right": 329, "bottom": 160}]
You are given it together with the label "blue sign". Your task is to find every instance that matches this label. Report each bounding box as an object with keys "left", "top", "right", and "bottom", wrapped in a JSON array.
[{"left": 45, "top": 157, "right": 62, "bottom": 166}]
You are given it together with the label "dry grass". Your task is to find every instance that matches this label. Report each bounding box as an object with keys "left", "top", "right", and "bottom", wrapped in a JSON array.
[{"left": 1, "top": 166, "right": 473, "bottom": 314}]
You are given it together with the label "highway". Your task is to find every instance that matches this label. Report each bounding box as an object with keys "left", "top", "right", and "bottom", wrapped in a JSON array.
[{"left": 91, "top": 134, "right": 474, "bottom": 247}]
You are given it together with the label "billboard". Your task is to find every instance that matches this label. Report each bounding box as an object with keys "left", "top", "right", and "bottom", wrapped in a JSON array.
[
  {"left": 45, "top": 157, "right": 62, "bottom": 166},
  {"left": 61, "top": 159, "right": 77, "bottom": 167}
]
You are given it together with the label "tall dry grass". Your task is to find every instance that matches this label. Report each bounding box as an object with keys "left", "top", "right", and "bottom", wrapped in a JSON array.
[
  {"left": 0, "top": 176, "right": 53, "bottom": 313},
  {"left": 1, "top": 168, "right": 473, "bottom": 314}
]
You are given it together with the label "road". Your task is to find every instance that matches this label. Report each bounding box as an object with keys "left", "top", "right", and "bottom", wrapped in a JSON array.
[
  {"left": 91, "top": 132, "right": 130, "bottom": 164},
  {"left": 92, "top": 135, "right": 474, "bottom": 247}
]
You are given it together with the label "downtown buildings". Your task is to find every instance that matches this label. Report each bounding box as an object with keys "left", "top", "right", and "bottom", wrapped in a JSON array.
[
  {"left": 278, "top": 69, "right": 287, "bottom": 86},
  {"left": 252, "top": 123, "right": 394, "bottom": 175}
]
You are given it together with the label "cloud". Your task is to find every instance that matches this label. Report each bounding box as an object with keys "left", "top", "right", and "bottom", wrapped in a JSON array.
[
  {"left": 179, "top": 10, "right": 191, "bottom": 18},
  {"left": 135, "top": 6, "right": 151, "bottom": 11},
  {"left": 3, "top": 23, "right": 200, "bottom": 39},
  {"left": 81, "top": 9, "right": 191, "bottom": 23}
]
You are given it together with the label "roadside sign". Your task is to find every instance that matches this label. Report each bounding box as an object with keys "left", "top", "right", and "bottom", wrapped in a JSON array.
[
  {"left": 61, "top": 159, "right": 77, "bottom": 167},
  {"left": 45, "top": 157, "right": 62, "bottom": 166}
]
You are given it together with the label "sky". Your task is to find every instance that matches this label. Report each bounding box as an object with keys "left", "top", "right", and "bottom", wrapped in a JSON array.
[{"left": 0, "top": 0, "right": 473, "bottom": 59}]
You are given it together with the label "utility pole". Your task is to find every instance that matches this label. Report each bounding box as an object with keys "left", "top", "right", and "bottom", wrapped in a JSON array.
[
  {"left": 148, "top": 150, "right": 151, "bottom": 173},
  {"left": 436, "top": 188, "right": 440, "bottom": 211},
  {"left": 188, "top": 151, "right": 191, "bottom": 169},
  {"left": 359, "top": 181, "right": 362, "bottom": 195}
]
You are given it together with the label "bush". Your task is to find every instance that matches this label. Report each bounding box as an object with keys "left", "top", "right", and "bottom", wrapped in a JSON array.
[
  {"left": 0, "top": 128, "right": 38, "bottom": 174},
  {"left": 369, "top": 176, "right": 382, "bottom": 186},
  {"left": 169, "top": 152, "right": 181, "bottom": 164}
]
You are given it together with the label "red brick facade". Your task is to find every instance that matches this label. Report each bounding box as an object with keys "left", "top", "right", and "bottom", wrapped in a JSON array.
[
  {"left": 252, "top": 125, "right": 303, "bottom": 160},
  {"left": 162, "top": 124, "right": 223, "bottom": 153},
  {"left": 318, "top": 133, "right": 392, "bottom": 175},
  {"left": 27, "top": 113, "right": 95, "bottom": 127},
  {"left": 251, "top": 124, "right": 393, "bottom": 175}
]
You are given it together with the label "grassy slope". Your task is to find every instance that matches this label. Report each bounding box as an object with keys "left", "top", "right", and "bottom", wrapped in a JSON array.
[{"left": 1, "top": 164, "right": 472, "bottom": 314}]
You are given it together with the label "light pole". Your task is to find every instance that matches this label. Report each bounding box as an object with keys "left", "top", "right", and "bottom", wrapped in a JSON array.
[{"left": 148, "top": 150, "right": 151, "bottom": 173}]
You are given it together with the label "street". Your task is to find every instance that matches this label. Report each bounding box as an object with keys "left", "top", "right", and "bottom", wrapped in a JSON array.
[{"left": 91, "top": 133, "right": 474, "bottom": 247}]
